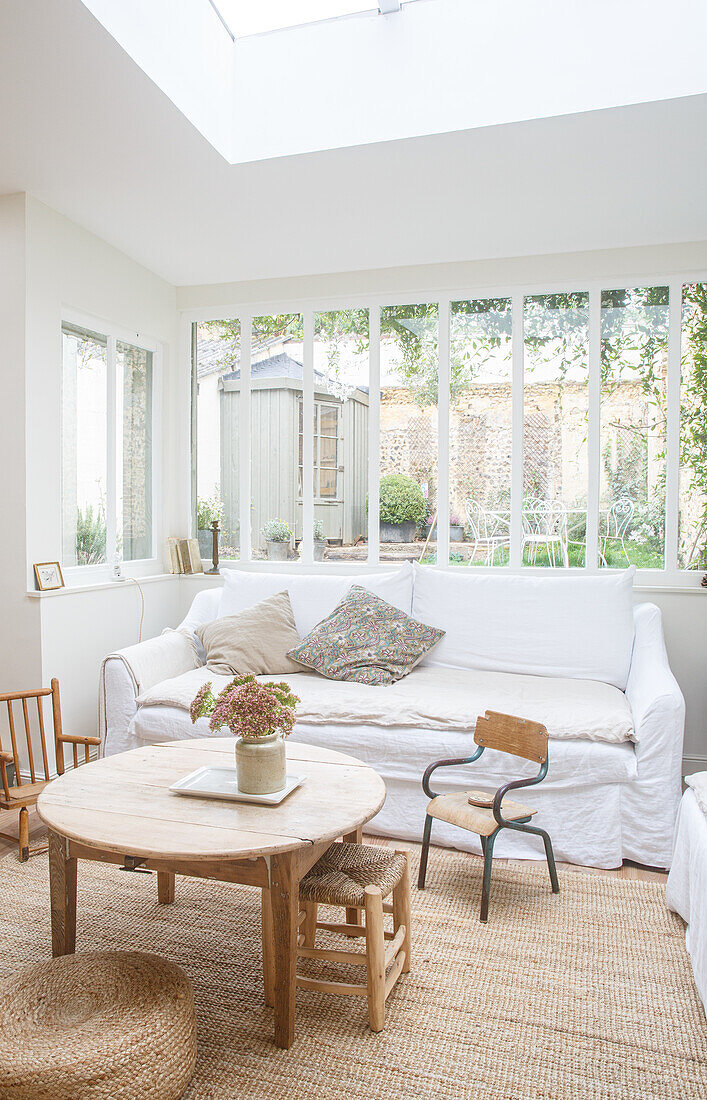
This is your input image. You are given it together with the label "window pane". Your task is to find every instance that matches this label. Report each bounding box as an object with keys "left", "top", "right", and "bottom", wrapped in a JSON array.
[
  {"left": 680, "top": 284, "right": 707, "bottom": 570},
  {"left": 380, "top": 304, "right": 438, "bottom": 563},
  {"left": 193, "top": 319, "right": 240, "bottom": 561},
  {"left": 252, "top": 313, "right": 304, "bottom": 558},
  {"left": 319, "top": 468, "right": 338, "bottom": 498},
  {"left": 320, "top": 436, "right": 337, "bottom": 466},
  {"left": 450, "top": 298, "right": 512, "bottom": 567},
  {"left": 523, "top": 293, "right": 589, "bottom": 568},
  {"left": 61, "top": 325, "right": 107, "bottom": 566},
  {"left": 118, "top": 342, "right": 153, "bottom": 561},
  {"left": 320, "top": 405, "right": 338, "bottom": 436},
  {"left": 599, "top": 287, "right": 668, "bottom": 569},
  {"left": 312, "top": 309, "right": 369, "bottom": 559}
]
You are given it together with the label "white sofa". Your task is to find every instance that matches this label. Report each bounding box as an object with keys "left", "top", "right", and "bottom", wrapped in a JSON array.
[
  {"left": 100, "top": 563, "right": 685, "bottom": 869},
  {"left": 666, "top": 782, "right": 707, "bottom": 1013}
]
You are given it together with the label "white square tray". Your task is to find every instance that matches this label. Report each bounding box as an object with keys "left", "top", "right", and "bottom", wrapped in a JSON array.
[{"left": 170, "top": 766, "right": 305, "bottom": 806}]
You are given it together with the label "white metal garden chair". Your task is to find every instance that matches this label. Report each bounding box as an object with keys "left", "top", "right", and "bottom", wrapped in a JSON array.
[
  {"left": 599, "top": 498, "right": 634, "bottom": 567},
  {"left": 521, "top": 498, "right": 569, "bottom": 567},
  {"left": 465, "top": 501, "right": 510, "bottom": 566}
]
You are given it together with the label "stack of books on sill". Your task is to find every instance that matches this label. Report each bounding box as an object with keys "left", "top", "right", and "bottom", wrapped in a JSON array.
[{"left": 167, "top": 537, "right": 204, "bottom": 575}]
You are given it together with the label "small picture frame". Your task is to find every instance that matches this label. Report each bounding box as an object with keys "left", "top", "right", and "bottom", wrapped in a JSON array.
[{"left": 34, "top": 561, "right": 65, "bottom": 592}]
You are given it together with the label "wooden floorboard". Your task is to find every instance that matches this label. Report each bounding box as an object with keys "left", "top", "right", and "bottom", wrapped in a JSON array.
[{"left": 0, "top": 807, "right": 667, "bottom": 883}]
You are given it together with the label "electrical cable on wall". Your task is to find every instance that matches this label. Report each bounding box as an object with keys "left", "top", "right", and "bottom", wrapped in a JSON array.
[
  {"left": 112, "top": 554, "right": 145, "bottom": 642},
  {"left": 127, "top": 577, "right": 145, "bottom": 643}
]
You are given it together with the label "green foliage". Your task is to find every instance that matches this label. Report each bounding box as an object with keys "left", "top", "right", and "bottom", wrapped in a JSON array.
[
  {"left": 313, "top": 518, "right": 325, "bottom": 541},
  {"left": 262, "top": 518, "right": 292, "bottom": 542},
  {"left": 76, "top": 504, "right": 106, "bottom": 565},
  {"left": 681, "top": 283, "right": 707, "bottom": 568},
  {"left": 378, "top": 475, "right": 427, "bottom": 526},
  {"left": 197, "top": 493, "right": 224, "bottom": 530}
]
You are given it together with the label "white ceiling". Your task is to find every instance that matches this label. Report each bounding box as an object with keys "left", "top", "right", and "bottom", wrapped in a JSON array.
[{"left": 1, "top": 0, "right": 707, "bottom": 287}]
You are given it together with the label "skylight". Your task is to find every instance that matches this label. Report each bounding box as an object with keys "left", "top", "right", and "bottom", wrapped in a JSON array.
[{"left": 211, "top": 1, "right": 386, "bottom": 39}]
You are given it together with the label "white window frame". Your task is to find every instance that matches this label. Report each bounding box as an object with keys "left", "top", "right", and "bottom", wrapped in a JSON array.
[
  {"left": 61, "top": 309, "right": 161, "bottom": 583},
  {"left": 186, "top": 267, "right": 707, "bottom": 589}
]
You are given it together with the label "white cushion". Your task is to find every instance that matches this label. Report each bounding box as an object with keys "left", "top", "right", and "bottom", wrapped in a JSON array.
[
  {"left": 137, "top": 664, "right": 634, "bottom": 744},
  {"left": 411, "top": 564, "right": 636, "bottom": 690},
  {"left": 218, "top": 564, "right": 413, "bottom": 637}
]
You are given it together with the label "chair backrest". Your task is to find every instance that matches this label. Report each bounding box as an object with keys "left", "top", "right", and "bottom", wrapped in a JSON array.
[
  {"left": 606, "top": 498, "right": 634, "bottom": 538},
  {"left": 522, "top": 498, "right": 566, "bottom": 538},
  {"left": 474, "top": 710, "right": 548, "bottom": 764},
  {"left": 465, "top": 499, "right": 487, "bottom": 541},
  {"left": 0, "top": 678, "right": 70, "bottom": 787}
]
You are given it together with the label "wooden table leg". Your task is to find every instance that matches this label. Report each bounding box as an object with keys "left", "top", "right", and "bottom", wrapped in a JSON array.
[
  {"left": 261, "top": 887, "right": 275, "bottom": 1008},
  {"left": 48, "top": 830, "right": 76, "bottom": 958},
  {"left": 343, "top": 826, "right": 363, "bottom": 930},
  {"left": 269, "top": 852, "right": 298, "bottom": 1049},
  {"left": 157, "top": 871, "right": 175, "bottom": 904}
]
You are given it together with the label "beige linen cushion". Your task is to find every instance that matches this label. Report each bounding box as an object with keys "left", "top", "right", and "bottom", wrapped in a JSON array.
[{"left": 196, "top": 591, "right": 302, "bottom": 676}]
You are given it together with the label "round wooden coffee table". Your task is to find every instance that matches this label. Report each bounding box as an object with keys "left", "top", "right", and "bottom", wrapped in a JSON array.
[{"left": 37, "top": 737, "right": 386, "bottom": 1049}]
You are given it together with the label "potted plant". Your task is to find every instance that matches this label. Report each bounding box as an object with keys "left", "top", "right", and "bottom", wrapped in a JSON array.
[
  {"left": 190, "top": 676, "right": 299, "bottom": 795},
  {"left": 262, "top": 518, "right": 292, "bottom": 561},
  {"left": 313, "top": 518, "right": 327, "bottom": 561},
  {"left": 449, "top": 512, "right": 465, "bottom": 541},
  {"left": 378, "top": 474, "right": 428, "bottom": 543},
  {"left": 197, "top": 494, "right": 224, "bottom": 559},
  {"left": 423, "top": 511, "right": 465, "bottom": 541}
]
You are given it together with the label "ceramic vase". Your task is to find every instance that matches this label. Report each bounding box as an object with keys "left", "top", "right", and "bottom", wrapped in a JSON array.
[{"left": 235, "top": 732, "right": 286, "bottom": 795}]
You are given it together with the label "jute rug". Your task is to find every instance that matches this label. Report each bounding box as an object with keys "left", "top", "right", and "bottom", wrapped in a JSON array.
[{"left": 1, "top": 847, "right": 705, "bottom": 1099}]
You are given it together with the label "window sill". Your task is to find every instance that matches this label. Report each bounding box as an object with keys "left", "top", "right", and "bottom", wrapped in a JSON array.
[{"left": 27, "top": 573, "right": 175, "bottom": 597}]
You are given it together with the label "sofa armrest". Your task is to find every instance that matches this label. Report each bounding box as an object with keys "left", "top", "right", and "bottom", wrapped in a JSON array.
[
  {"left": 626, "top": 603, "right": 685, "bottom": 779},
  {"left": 99, "top": 629, "right": 200, "bottom": 756}
]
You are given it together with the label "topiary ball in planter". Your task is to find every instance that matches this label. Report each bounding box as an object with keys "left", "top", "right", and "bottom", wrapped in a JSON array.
[{"left": 378, "top": 475, "right": 427, "bottom": 542}]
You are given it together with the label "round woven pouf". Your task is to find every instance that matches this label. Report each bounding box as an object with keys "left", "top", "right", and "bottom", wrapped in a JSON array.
[{"left": 0, "top": 950, "right": 197, "bottom": 1100}]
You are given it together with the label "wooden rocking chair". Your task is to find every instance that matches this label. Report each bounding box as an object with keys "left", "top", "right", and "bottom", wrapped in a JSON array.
[{"left": 0, "top": 678, "right": 100, "bottom": 861}]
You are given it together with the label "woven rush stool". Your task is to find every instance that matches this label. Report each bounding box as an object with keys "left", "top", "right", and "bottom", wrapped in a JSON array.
[
  {"left": 0, "top": 950, "right": 196, "bottom": 1100},
  {"left": 296, "top": 842, "right": 411, "bottom": 1032}
]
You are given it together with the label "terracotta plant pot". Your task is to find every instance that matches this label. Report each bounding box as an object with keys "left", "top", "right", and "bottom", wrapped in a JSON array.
[{"left": 235, "top": 732, "right": 287, "bottom": 795}]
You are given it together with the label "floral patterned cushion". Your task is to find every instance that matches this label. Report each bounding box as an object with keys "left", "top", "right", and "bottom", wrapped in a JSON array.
[{"left": 287, "top": 585, "right": 445, "bottom": 686}]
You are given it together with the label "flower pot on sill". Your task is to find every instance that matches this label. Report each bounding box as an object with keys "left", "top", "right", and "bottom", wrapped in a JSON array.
[
  {"left": 236, "top": 732, "right": 286, "bottom": 795},
  {"left": 380, "top": 520, "right": 417, "bottom": 544},
  {"left": 266, "top": 540, "right": 289, "bottom": 561},
  {"left": 197, "top": 529, "right": 213, "bottom": 559},
  {"left": 313, "top": 538, "right": 327, "bottom": 562}
]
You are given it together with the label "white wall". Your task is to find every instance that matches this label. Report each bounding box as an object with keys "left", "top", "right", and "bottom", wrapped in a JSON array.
[
  {"left": 0, "top": 195, "right": 43, "bottom": 694},
  {"left": 79, "top": 0, "right": 234, "bottom": 158},
  {"left": 39, "top": 576, "right": 182, "bottom": 742},
  {"left": 25, "top": 197, "right": 182, "bottom": 580},
  {"left": 18, "top": 198, "right": 184, "bottom": 751}
]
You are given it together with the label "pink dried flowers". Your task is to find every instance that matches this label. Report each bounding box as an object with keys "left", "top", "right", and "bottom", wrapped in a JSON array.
[{"left": 189, "top": 675, "right": 299, "bottom": 741}]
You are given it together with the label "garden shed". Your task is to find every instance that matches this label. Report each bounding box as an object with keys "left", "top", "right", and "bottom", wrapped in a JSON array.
[{"left": 219, "top": 353, "right": 369, "bottom": 548}]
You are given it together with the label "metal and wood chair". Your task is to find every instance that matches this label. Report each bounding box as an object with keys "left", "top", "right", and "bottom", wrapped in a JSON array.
[
  {"left": 262, "top": 841, "right": 411, "bottom": 1033},
  {"left": 599, "top": 497, "right": 634, "bottom": 567},
  {"left": 418, "top": 710, "right": 559, "bottom": 922},
  {"left": 0, "top": 678, "right": 100, "bottom": 861}
]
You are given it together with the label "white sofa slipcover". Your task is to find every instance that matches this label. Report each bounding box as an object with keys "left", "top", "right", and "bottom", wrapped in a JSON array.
[
  {"left": 100, "top": 567, "right": 684, "bottom": 869},
  {"left": 666, "top": 785, "right": 707, "bottom": 1014}
]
